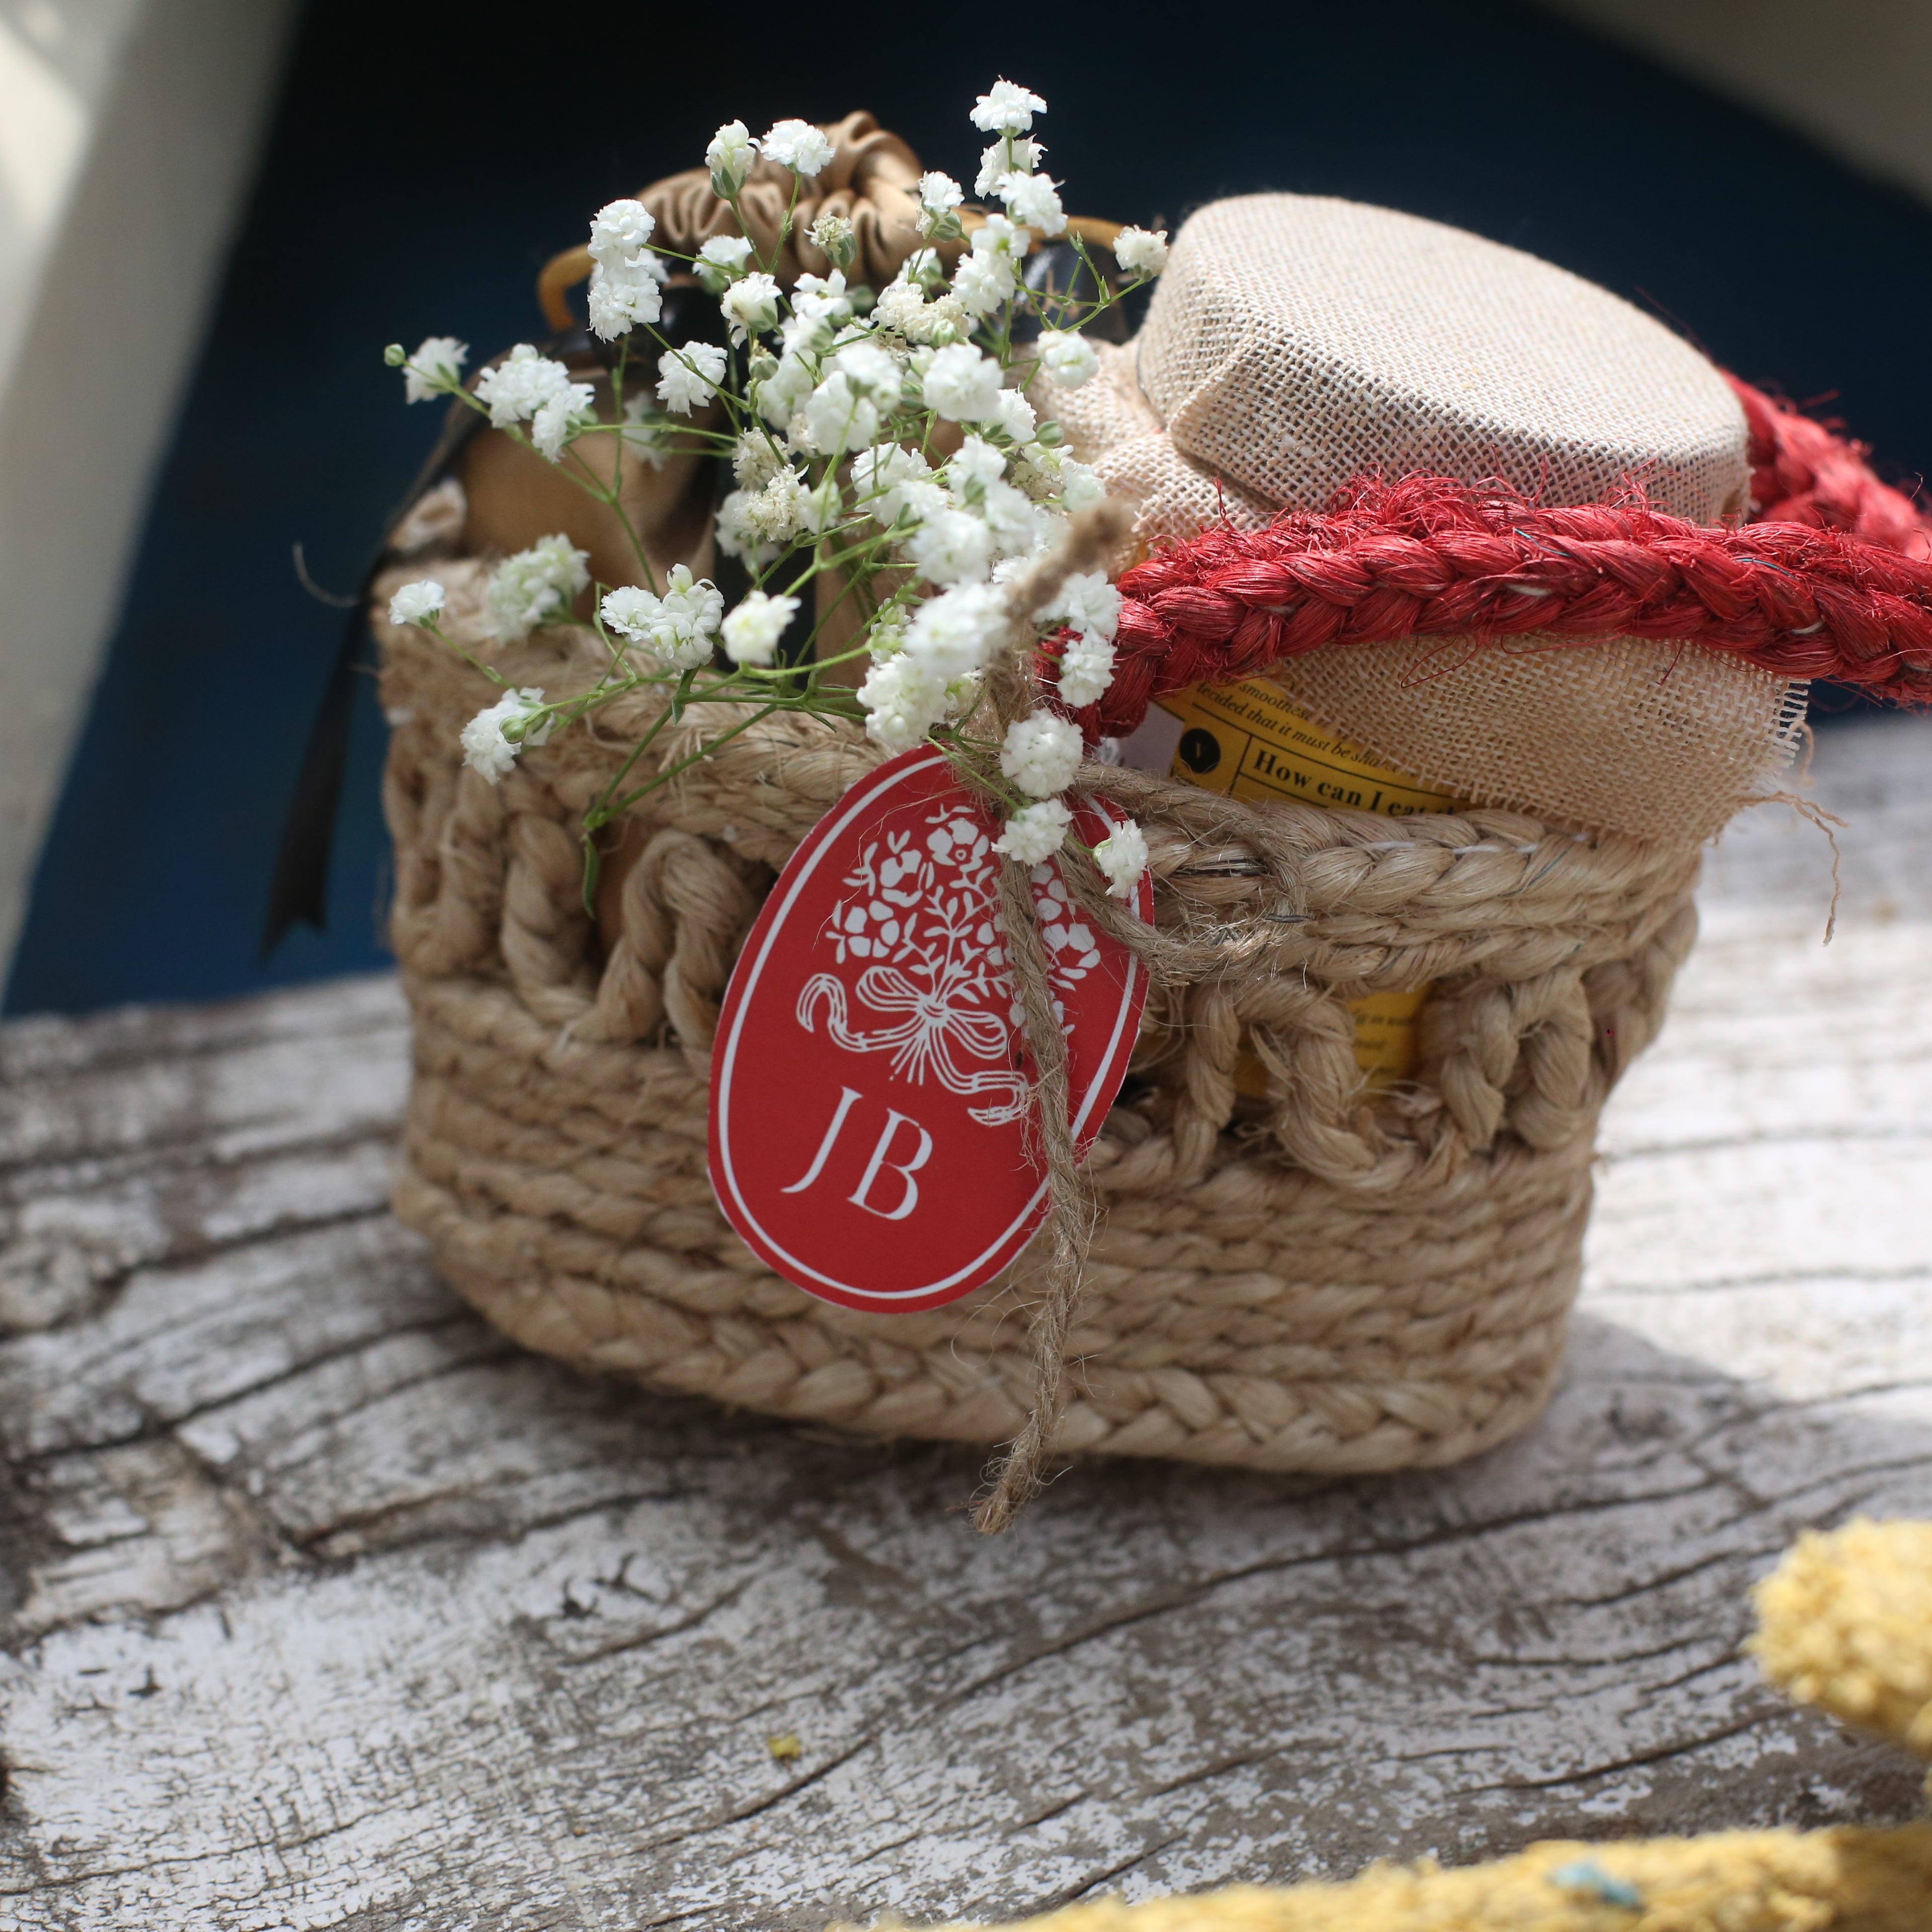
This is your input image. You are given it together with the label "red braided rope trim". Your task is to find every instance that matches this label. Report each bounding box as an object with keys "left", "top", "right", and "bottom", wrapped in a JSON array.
[
  {"left": 1728, "top": 375, "right": 1932, "bottom": 559},
  {"left": 1090, "top": 462, "right": 1932, "bottom": 739}
]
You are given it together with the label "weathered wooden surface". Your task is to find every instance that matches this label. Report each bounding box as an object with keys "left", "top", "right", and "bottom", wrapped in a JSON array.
[{"left": 1, "top": 716, "right": 1929, "bottom": 1932}]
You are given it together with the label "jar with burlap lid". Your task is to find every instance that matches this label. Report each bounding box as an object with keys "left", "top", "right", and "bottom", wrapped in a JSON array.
[{"left": 378, "top": 185, "right": 1781, "bottom": 1501}]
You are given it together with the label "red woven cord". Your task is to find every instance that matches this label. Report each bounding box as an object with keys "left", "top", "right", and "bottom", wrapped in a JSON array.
[
  {"left": 1727, "top": 374, "right": 1932, "bottom": 559},
  {"left": 1068, "top": 381, "right": 1932, "bottom": 739}
]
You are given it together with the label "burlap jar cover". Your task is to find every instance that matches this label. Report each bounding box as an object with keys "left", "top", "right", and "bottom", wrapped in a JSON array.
[{"left": 375, "top": 149, "right": 1811, "bottom": 1492}]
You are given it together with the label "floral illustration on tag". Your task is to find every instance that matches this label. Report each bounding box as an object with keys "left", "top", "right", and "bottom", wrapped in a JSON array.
[{"left": 796, "top": 801, "right": 1104, "bottom": 1127}]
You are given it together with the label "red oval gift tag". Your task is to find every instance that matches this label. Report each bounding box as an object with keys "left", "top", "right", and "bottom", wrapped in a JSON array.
[{"left": 708, "top": 747, "right": 1151, "bottom": 1312}]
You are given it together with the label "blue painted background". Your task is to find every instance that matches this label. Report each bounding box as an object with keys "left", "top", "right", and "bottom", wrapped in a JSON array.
[{"left": 8, "top": 0, "right": 1929, "bottom": 1015}]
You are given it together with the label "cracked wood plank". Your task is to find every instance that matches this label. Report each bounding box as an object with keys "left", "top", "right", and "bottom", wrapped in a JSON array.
[{"left": 0, "top": 715, "right": 1928, "bottom": 1931}]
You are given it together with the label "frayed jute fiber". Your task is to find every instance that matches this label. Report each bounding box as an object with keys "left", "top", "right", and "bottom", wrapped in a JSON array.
[{"left": 378, "top": 504, "right": 1702, "bottom": 1519}]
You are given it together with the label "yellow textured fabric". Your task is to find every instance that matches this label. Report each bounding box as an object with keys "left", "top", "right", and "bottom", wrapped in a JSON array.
[
  {"left": 936, "top": 1522, "right": 1932, "bottom": 1932},
  {"left": 1752, "top": 1519, "right": 1932, "bottom": 1759},
  {"left": 941, "top": 1830, "right": 1932, "bottom": 1932}
]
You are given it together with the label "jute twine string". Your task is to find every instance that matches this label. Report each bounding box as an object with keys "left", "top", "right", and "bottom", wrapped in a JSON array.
[{"left": 952, "top": 503, "right": 1133, "bottom": 1531}]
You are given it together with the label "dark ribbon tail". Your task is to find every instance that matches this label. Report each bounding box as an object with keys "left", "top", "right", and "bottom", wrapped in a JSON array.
[
  {"left": 259, "top": 387, "right": 494, "bottom": 960},
  {"left": 258, "top": 586, "right": 378, "bottom": 960}
]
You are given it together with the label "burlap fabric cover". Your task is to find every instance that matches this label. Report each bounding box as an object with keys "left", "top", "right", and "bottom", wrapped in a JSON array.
[
  {"left": 1052, "top": 195, "right": 1806, "bottom": 847},
  {"left": 377, "top": 188, "right": 1740, "bottom": 1478}
]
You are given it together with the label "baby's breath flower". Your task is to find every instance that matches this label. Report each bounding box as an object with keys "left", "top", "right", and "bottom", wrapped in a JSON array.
[
  {"left": 732, "top": 431, "right": 785, "bottom": 492},
  {"left": 916, "top": 171, "right": 965, "bottom": 240},
  {"left": 588, "top": 198, "right": 656, "bottom": 265},
  {"left": 971, "top": 78, "right": 1047, "bottom": 135},
  {"left": 1037, "top": 329, "right": 1099, "bottom": 389},
  {"left": 694, "top": 234, "right": 754, "bottom": 294},
  {"left": 803, "top": 371, "right": 879, "bottom": 456},
  {"left": 975, "top": 213, "right": 1027, "bottom": 261},
  {"left": 993, "top": 798, "right": 1073, "bottom": 864},
  {"left": 999, "top": 710, "right": 1083, "bottom": 797},
  {"left": 834, "top": 339, "right": 900, "bottom": 398},
  {"left": 584, "top": 199, "right": 667, "bottom": 342},
  {"left": 721, "top": 590, "right": 799, "bottom": 665},
  {"left": 697, "top": 233, "right": 754, "bottom": 276},
  {"left": 599, "top": 586, "right": 655, "bottom": 641},
  {"left": 905, "top": 588, "right": 999, "bottom": 677},
  {"left": 856, "top": 653, "right": 949, "bottom": 754},
  {"left": 921, "top": 342, "right": 1003, "bottom": 422},
  {"left": 657, "top": 342, "right": 727, "bottom": 414},
  {"left": 707, "top": 120, "right": 757, "bottom": 196},
  {"left": 474, "top": 345, "right": 579, "bottom": 430},
  {"left": 1058, "top": 633, "right": 1117, "bottom": 706},
  {"left": 714, "top": 490, "right": 766, "bottom": 566},
  {"left": 588, "top": 256, "right": 666, "bottom": 341},
  {"left": 1112, "top": 225, "right": 1170, "bottom": 276},
  {"left": 979, "top": 477, "right": 1046, "bottom": 557},
  {"left": 998, "top": 170, "right": 1065, "bottom": 236},
  {"left": 952, "top": 215, "right": 1026, "bottom": 316},
  {"left": 947, "top": 436, "right": 1007, "bottom": 496},
  {"left": 721, "top": 271, "right": 781, "bottom": 345},
  {"left": 1093, "top": 819, "right": 1150, "bottom": 898},
  {"left": 975, "top": 139, "right": 1044, "bottom": 196},
  {"left": 851, "top": 443, "right": 932, "bottom": 524},
  {"left": 1058, "top": 456, "right": 1104, "bottom": 510},
  {"left": 716, "top": 472, "right": 817, "bottom": 562},
  {"left": 752, "top": 350, "right": 814, "bottom": 428},
  {"left": 902, "top": 580, "right": 1007, "bottom": 679},
  {"left": 530, "top": 386, "right": 596, "bottom": 462},
  {"left": 600, "top": 565, "right": 722, "bottom": 670},
  {"left": 991, "top": 388, "right": 1038, "bottom": 444},
  {"left": 950, "top": 255, "right": 1007, "bottom": 319},
  {"left": 400, "top": 336, "right": 467, "bottom": 403},
  {"left": 486, "top": 534, "right": 589, "bottom": 641},
  {"left": 807, "top": 211, "right": 856, "bottom": 271},
  {"left": 873, "top": 274, "right": 969, "bottom": 346},
  {"left": 460, "top": 688, "right": 552, "bottom": 783},
  {"left": 762, "top": 118, "right": 833, "bottom": 177},
  {"left": 1039, "top": 569, "right": 1123, "bottom": 640},
  {"left": 897, "top": 476, "right": 951, "bottom": 526},
  {"left": 387, "top": 580, "right": 445, "bottom": 627},
  {"left": 919, "top": 170, "right": 963, "bottom": 215},
  {"left": 472, "top": 342, "right": 595, "bottom": 458},
  {"left": 907, "top": 508, "right": 995, "bottom": 586},
  {"left": 789, "top": 270, "right": 852, "bottom": 330}
]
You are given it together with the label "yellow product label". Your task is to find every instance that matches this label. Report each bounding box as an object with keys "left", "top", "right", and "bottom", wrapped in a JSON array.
[{"left": 1154, "top": 678, "right": 1465, "bottom": 1090}]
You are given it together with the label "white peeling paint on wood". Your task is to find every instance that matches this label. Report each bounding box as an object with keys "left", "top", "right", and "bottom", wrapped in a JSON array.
[{"left": 0, "top": 716, "right": 1927, "bottom": 1931}]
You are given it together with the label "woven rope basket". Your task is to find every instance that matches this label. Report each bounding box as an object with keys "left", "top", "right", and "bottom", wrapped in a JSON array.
[{"left": 380, "top": 554, "right": 1700, "bottom": 1476}]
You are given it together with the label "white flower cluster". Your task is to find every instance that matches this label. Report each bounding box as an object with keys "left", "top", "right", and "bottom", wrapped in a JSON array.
[
  {"left": 701, "top": 115, "right": 835, "bottom": 196},
  {"left": 600, "top": 565, "right": 723, "bottom": 670},
  {"left": 406, "top": 81, "right": 1165, "bottom": 906},
  {"left": 394, "top": 336, "right": 467, "bottom": 404},
  {"left": 474, "top": 345, "right": 596, "bottom": 462},
  {"left": 485, "top": 534, "right": 590, "bottom": 641},
  {"left": 586, "top": 198, "right": 667, "bottom": 342},
  {"left": 695, "top": 85, "right": 1156, "bottom": 895},
  {"left": 984, "top": 567, "right": 1144, "bottom": 893},
  {"left": 460, "top": 687, "right": 553, "bottom": 783},
  {"left": 387, "top": 579, "right": 445, "bottom": 627},
  {"left": 721, "top": 589, "right": 800, "bottom": 665}
]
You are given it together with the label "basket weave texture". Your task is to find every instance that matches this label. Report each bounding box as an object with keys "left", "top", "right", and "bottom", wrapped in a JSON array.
[{"left": 380, "top": 557, "right": 1700, "bottom": 1476}]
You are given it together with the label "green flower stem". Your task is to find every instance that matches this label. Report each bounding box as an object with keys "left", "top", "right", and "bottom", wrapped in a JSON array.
[{"left": 422, "top": 620, "right": 508, "bottom": 688}]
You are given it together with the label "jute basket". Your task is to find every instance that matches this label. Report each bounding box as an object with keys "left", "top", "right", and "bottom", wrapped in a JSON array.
[{"left": 380, "top": 553, "right": 1700, "bottom": 1477}]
